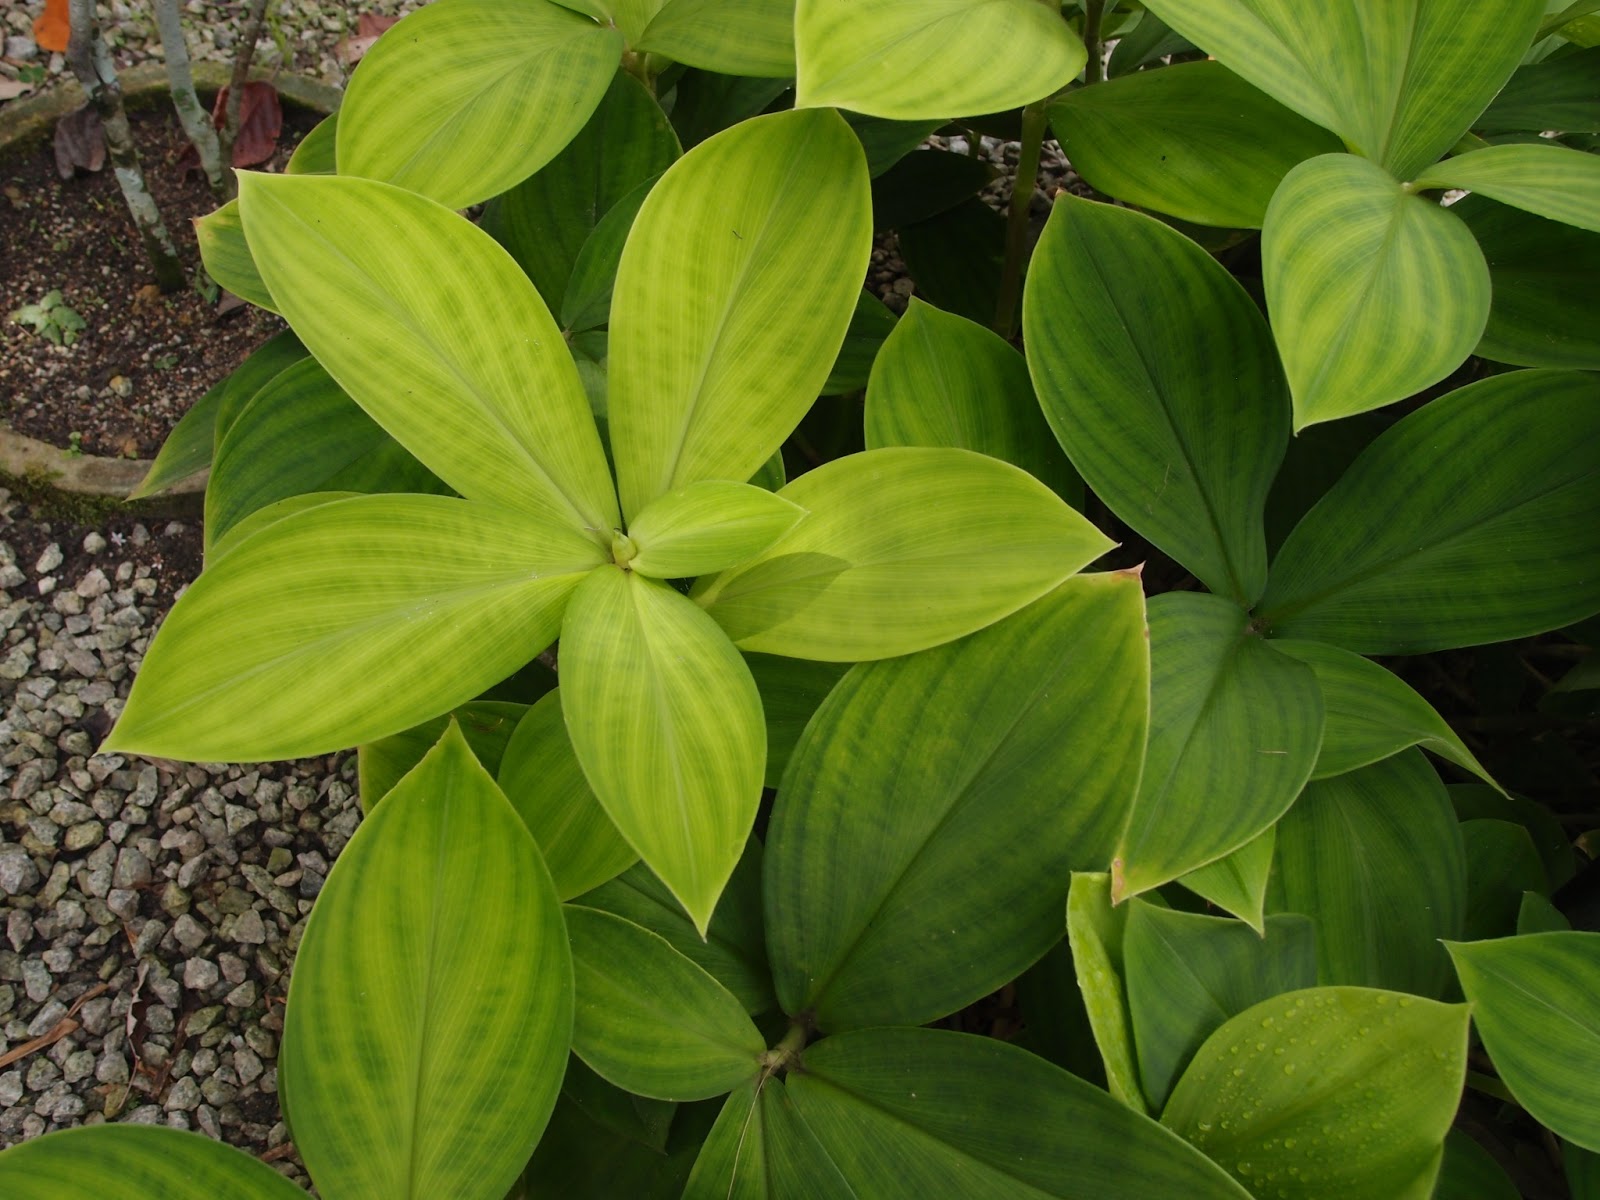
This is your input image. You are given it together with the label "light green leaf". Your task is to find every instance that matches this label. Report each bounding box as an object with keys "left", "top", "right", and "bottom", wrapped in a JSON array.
[
  {"left": 1480, "top": 45, "right": 1600, "bottom": 133},
  {"left": 285, "top": 110, "right": 337, "bottom": 175},
  {"left": 238, "top": 172, "right": 618, "bottom": 539},
  {"left": 786, "top": 1028, "right": 1251, "bottom": 1198},
  {"left": 194, "top": 199, "right": 274, "bottom": 311},
  {"left": 1263, "top": 153, "right": 1489, "bottom": 428},
  {"left": 1112, "top": 592, "right": 1322, "bottom": 901},
  {"left": 497, "top": 690, "right": 636, "bottom": 900},
  {"left": 1162, "top": 987, "right": 1471, "bottom": 1200},
  {"left": 130, "top": 330, "right": 305, "bottom": 499},
  {"left": 103, "top": 495, "right": 602, "bottom": 761},
  {"left": 336, "top": 0, "right": 623, "bottom": 208},
  {"left": 1448, "top": 932, "right": 1600, "bottom": 1152},
  {"left": 577, "top": 838, "right": 775, "bottom": 1015},
  {"left": 1416, "top": 142, "right": 1600, "bottom": 232},
  {"left": 1024, "top": 194, "right": 1288, "bottom": 604},
  {"left": 1275, "top": 751, "right": 1467, "bottom": 997},
  {"left": 560, "top": 172, "right": 661, "bottom": 334},
  {"left": 637, "top": 0, "right": 795, "bottom": 76},
  {"left": 627, "top": 481, "right": 807, "bottom": 580},
  {"left": 767, "top": 573, "right": 1148, "bottom": 1031},
  {"left": 1178, "top": 826, "right": 1277, "bottom": 933},
  {"left": 794, "top": 0, "right": 1087, "bottom": 120},
  {"left": 560, "top": 566, "right": 765, "bottom": 934},
  {"left": 695, "top": 447, "right": 1112, "bottom": 661},
  {"left": 0, "top": 1125, "right": 305, "bottom": 1200},
  {"left": 1457, "top": 194, "right": 1600, "bottom": 369},
  {"left": 1273, "top": 638, "right": 1498, "bottom": 785},
  {"left": 1259, "top": 369, "right": 1600, "bottom": 653},
  {"left": 1124, "top": 903, "right": 1317, "bottom": 1111},
  {"left": 567, "top": 906, "right": 766, "bottom": 1100},
  {"left": 281, "top": 724, "right": 572, "bottom": 1199},
  {"left": 360, "top": 700, "right": 530, "bottom": 811},
  {"left": 1461, "top": 819, "right": 1549, "bottom": 941},
  {"left": 206, "top": 492, "right": 361, "bottom": 564},
  {"left": 610, "top": 108, "right": 870, "bottom": 519},
  {"left": 483, "top": 70, "right": 679, "bottom": 314},
  {"left": 1141, "top": 0, "right": 1544, "bottom": 178},
  {"left": 1050, "top": 61, "right": 1341, "bottom": 228},
  {"left": 1067, "top": 871, "right": 1145, "bottom": 1112},
  {"left": 865, "top": 298, "right": 1081, "bottom": 505},
  {"left": 205, "top": 357, "right": 445, "bottom": 556},
  {"left": 746, "top": 654, "right": 848, "bottom": 789}
]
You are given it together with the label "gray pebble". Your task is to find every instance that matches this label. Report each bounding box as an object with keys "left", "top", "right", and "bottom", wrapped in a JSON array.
[
  {"left": 183, "top": 958, "right": 220, "bottom": 991},
  {"left": 0, "top": 846, "right": 40, "bottom": 895}
]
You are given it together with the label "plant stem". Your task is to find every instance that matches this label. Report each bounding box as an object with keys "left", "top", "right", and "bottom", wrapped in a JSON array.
[
  {"left": 1084, "top": 0, "right": 1108, "bottom": 85},
  {"left": 220, "top": 0, "right": 271, "bottom": 194},
  {"left": 991, "top": 98, "right": 1048, "bottom": 338},
  {"left": 67, "top": 0, "right": 186, "bottom": 293},
  {"left": 1466, "top": 1070, "right": 1518, "bottom": 1106},
  {"left": 152, "top": 0, "right": 227, "bottom": 202}
]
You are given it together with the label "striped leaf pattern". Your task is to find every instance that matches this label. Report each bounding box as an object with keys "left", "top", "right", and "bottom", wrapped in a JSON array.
[
  {"left": 0, "top": 1125, "right": 305, "bottom": 1200},
  {"left": 194, "top": 199, "right": 274, "bottom": 311},
  {"left": 280, "top": 725, "right": 573, "bottom": 1199},
  {"left": 1178, "top": 827, "right": 1276, "bottom": 933},
  {"left": 1415, "top": 142, "right": 1600, "bottom": 233},
  {"left": 636, "top": 0, "right": 796, "bottom": 76},
  {"left": 1263, "top": 153, "right": 1489, "bottom": 428}
]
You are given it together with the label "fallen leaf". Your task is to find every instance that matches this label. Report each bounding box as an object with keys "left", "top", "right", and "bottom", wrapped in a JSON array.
[
  {"left": 339, "top": 12, "right": 402, "bottom": 64},
  {"left": 0, "top": 1018, "right": 80, "bottom": 1069},
  {"left": 34, "top": 0, "right": 70, "bottom": 54},
  {"left": 54, "top": 105, "right": 106, "bottom": 180},
  {"left": 358, "top": 12, "right": 403, "bottom": 38},
  {"left": 0, "top": 78, "right": 36, "bottom": 102}
]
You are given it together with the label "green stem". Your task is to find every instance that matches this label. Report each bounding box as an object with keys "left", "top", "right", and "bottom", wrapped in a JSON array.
[
  {"left": 762, "top": 1020, "right": 810, "bottom": 1074},
  {"left": 1467, "top": 1070, "right": 1518, "bottom": 1106},
  {"left": 1084, "top": 0, "right": 1108, "bottom": 85},
  {"left": 620, "top": 49, "right": 655, "bottom": 96},
  {"left": 992, "top": 98, "right": 1049, "bottom": 338}
]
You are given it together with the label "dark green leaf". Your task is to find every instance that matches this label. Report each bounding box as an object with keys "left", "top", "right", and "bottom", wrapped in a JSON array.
[
  {"left": 1479, "top": 46, "right": 1600, "bottom": 133},
  {"left": 871, "top": 149, "right": 995, "bottom": 229},
  {"left": 359, "top": 700, "right": 529, "bottom": 811},
  {"left": 744, "top": 653, "right": 848, "bottom": 789},
  {"left": 897, "top": 197, "right": 1005, "bottom": 325},
  {"left": 1461, "top": 819, "right": 1549, "bottom": 941},
  {"left": 820, "top": 289, "right": 898, "bottom": 395}
]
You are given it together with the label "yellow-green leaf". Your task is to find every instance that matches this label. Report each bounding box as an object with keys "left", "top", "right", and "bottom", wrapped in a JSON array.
[
  {"left": 627, "top": 481, "right": 807, "bottom": 580},
  {"left": 1414, "top": 142, "right": 1600, "bottom": 233}
]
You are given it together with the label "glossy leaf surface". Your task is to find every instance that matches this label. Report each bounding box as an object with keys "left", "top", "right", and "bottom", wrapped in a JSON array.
[
  {"left": 1113, "top": 593, "right": 1322, "bottom": 899},
  {"left": 106, "top": 495, "right": 600, "bottom": 761},
  {"left": 627, "top": 481, "right": 807, "bottom": 580},
  {"left": 1025, "top": 195, "right": 1288, "bottom": 604},
  {"left": 336, "top": 0, "right": 623, "bottom": 208},
  {"left": 561, "top": 566, "right": 765, "bottom": 934},
  {"left": 281, "top": 725, "right": 572, "bottom": 1199},
  {"left": 767, "top": 574, "right": 1148, "bottom": 1031},
  {"left": 696, "top": 447, "right": 1112, "bottom": 661},
  {"left": 0, "top": 1125, "right": 304, "bottom": 1200},
  {"left": 1263, "top": 153, "right": 1489, "bottom": 427},
  {"left": 1260, "top": 369, "right": 1600, "bottom": 652}
]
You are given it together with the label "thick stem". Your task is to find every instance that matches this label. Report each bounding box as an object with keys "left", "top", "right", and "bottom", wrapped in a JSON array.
[
  {"left": 153, "top": 0, "right": 227, "bottom": 201},
  {"left": 991, "top": 98, "right": 1049, "bottom": 338},
  {"left": 220, "top": 0, "right": 271, "bottom": 188},
  {"left": 67, "top": 0, "right": 186, "bottom": 292},
  {"left": 1084, "top": 0, "right": 1108, "bottom": 85}
]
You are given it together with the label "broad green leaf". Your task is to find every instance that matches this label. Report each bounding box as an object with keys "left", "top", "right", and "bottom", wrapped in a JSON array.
[
  {"left": 683, "top": 1074, "right": 855, "bottom": 1200},
  {"left": 1178, "top": 826, "right": 1276, "bottom": 933},
  {"left": 610, "top": 108, "right": 870, "bottom": 519},
  {"left": 205, "top": 358, "right": 445, "bottom": 555},
  {"left": 1273, "top": 638, "right": 1498, "bottom": 785},
  {"left": 194, "top": 199, "right": 274, "bottom": 311},
  {"left": 281, "top": 725, "right": 572, "bottom": 1199},
  {"left": 1460, "top": 193, "right": 1600, "bottom": 369},
  {"left": 238, "top": 172, "right": 618, "bottom": 539},
  {"left": 1141, "top": 0, "right": 1545, "bottom": 177},
  {"left": 285, "top": 110, "right": 337, "bottom": 174},
  {"left": 560, "top": 566, "right": 765, "bottom": 933},
  {"left": 1519, "top": 890, "right": 1572, "bottom": 934},
  {"left": 578, "top": 838, "right": 775, "bottom": 1015},
  {"left": 767, "top": 573, "right": 1148, "bottom": 1031},
  {"left": 794, "top": 0, "right": 1087, "bottom": 120},
  {"left": 336, "top": 0, "right": 623, "bottom": 208},
  {"left": 1263, "top": 153, "right": 1489, "bottom": 427},
  {"left": 206, "top": 491, "right": 361, "bottom": 564},
  {"left": 896, "top": 197, "right": 1006, "bottom": 324},
  {"left": 694, "top": 447, "right": 1112, "bottom": 661},
  {"left": 1107, "top": 9, "right": 1195, "bottom": 75},
  {"left": 1112, "top": 593, "right": 1322, "bottom": 900},
  {"left": 499, "top": 691, "right": 636, "bottom": 899},
  {"left": 1451, "top": 783, "right": 1578, "bottom": 890},
  {"left": 104, "top": 495, "right": 602, "bottom": 761},
  {"left": 1480, "top": 45, "right": 1600, "bottom": 132},
  {"left": 1025, "top": 195, "right": 1288, "bottom": 604},
  {"left": 1573, "top": 1143, "right": 1600, "bottom": 1200},
  {"left": 523, "top": 1092, "right": 712, "bottom": 1199},
  {"left": 865, "top": 299, "right": 1081, "bottom": 505},
  {"left": 1275, "top": 751, "right": 1467, "bottom": 997},
  {"left": 786, "top": 1027, "right": 1251, "bottom": 1198},
  {"left": 1262, "top": 410, "right": 1386, "bottom": 555},
  {"left": 1415, "top": 142, "right": 1600, "bottom": 232},
  {"left": 1162, "top": 987, "right": 1471, "bottom": 1200},
  {"left": 1050, "top": 61, "right": 1341, "bottom": 228},
  {"left": 821, "top": 289, "right": 898, "bottom": 395},
  {"left": 1124, "top": 903, "right": 1317, "bottom": 1111},
  {"left": 637, "top": 0, "right": 795, "bottom": 76},
  {"left": 550, "top": 0, "right": 664, "bottom": 41},
  {"left": 567, "top": 906, "right": 766, "bottom": 1100},
  {"left": 1447, "top": 932, "right": 1600, "bottom": 1151},
  {"left": 745, "top": 654, "right": 847, "bottom": 788},
  {"left": 1433, "top": 1129, "right": 1520, "bottom": 1200},
  {"left": 560, "top": 172, "right": 661, "bottom": 334},
  {"left": 1259, "top": 369, "right": 1600, "bottom": 652},
  {"left": 130, "top": 330, "right": 306, "bottom": 499},
  {"left": 1067, "top": 872, "right": 1145, "bottom": 1111},
  {"left": 627, "top": 481, "right": 807, "bottom": 579},
  {"left": 360, "top": 700, "right": 530, "bottom": 811},
  {"left": 483, "top": 70, "right": 679, "bottom": 314},
  {"left": 1461, "top": 819, "right": 1549, "bottom": 941},
  {"left": 0, "top": 1125, "right": 304, "bottom": 1200}
]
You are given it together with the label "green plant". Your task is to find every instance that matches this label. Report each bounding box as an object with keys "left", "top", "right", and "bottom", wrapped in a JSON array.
[
  {"left": 9, "top": 289, "right": 85, "bottom": 346},
  {"left": 6, "top": 1, "right": 1599, "bottom": 1198}
]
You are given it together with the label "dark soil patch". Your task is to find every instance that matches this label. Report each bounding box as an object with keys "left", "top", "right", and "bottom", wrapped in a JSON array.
[
  {"left": 1, "top": 95, "right": 319, "bottom": 459},
  {"left": 3, "top": 505, "right": 203, "bottom": 616}
]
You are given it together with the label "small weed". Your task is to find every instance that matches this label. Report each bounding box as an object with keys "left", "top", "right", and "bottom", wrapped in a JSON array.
[{"left": 10, "top": 290, "right": 86, "bottom": 346}]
